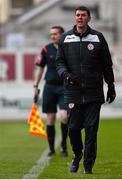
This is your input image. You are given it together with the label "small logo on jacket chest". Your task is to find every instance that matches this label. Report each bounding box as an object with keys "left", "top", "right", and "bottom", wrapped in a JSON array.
[
  {"left": 87, "top": 43, "right": 94, "bottom": 50},
  {"left": 68, "top": 103, "right": 75, "bottom": 109}
]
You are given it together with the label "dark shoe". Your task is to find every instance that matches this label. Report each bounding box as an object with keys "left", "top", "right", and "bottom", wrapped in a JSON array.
[
  {"left": 47, "top": 150, "right": 55, "bottom": 157},
  {"left": 70, "top": 155, "right": 82, "bottom": 173},
  {"left": 60, "top": 143, "right": 68, "bottom": 157},
  {"left": 83, "top": 168, "right": 93, "bottom": 174},
  {"left": 61, "top": 149, "right": 68, "bottom": 157}
]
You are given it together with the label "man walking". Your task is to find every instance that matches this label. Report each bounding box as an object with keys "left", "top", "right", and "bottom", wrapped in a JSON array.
[{"left": 56, "top": 6, "right": 116, "bottom": 173}]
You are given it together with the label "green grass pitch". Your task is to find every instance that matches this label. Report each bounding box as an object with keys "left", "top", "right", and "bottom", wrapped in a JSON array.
[
  {"left": 0, "top": 120, "right": 48, "bottom": 179},
  {"left": 0, "top": 119, "right": 122, "bottom": 179}
]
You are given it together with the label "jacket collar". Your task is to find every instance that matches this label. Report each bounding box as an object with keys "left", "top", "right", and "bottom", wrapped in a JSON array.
[{"left": 73, "top": 25, "right": 91, "bottom": 37}]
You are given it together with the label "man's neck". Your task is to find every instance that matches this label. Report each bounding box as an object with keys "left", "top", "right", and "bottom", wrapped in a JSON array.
[{"left": 76, "top": 26, "right": 88, "bottom": 35}]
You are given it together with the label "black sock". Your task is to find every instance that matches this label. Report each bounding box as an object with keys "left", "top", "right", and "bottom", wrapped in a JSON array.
[
  {"left": 47, "top": 125, "right": 55, "bottom": 152},
  {"left": 61, "top": 123, "right": 68, "bottom": 150}
]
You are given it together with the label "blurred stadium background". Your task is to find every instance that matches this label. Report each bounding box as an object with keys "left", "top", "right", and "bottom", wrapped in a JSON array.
[{"left": 0, "top": 0, "right": 122, "bottom": 120}]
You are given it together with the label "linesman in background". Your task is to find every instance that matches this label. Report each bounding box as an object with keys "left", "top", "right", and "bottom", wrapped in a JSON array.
[
  {"left": 56, "top": 6, "right": 116, "bottom": 173},
  {"left": 33, "top": 26, "right": 68, "bottom": 157}
]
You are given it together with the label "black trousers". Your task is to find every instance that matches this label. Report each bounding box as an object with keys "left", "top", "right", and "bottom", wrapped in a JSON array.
[{"left": 67, "top": 102, "right": 101, "bottom": 169}]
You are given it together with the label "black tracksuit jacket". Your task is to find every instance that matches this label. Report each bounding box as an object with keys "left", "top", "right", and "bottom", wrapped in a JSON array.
[{"left": 56, "top": 25, "right": 115, "bottom": 104}]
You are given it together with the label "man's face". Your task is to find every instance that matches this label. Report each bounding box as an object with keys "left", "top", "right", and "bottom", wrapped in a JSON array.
[
  {"left": 50, "top": 28, "right": 61, "bottom": 44},
  {"left": 75, "top": 10, "right": 91, "bottom": 28}
]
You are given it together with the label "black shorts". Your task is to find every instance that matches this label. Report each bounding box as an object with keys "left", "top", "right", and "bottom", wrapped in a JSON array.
[{"left": 42, "top": 84, "right": 65, "bottom": 113}]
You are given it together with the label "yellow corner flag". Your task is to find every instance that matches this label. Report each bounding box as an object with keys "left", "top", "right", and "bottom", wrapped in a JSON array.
[{"left": 28, "top": 103, "right": 47, "bottom": 138}]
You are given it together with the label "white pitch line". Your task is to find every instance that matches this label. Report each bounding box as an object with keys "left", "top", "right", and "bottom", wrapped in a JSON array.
[{"left": 22, "top": 135, "right": 61, "bottom": 179}]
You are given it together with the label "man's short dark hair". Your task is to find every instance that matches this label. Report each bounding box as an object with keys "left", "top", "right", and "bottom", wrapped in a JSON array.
[
  {"left": 75, "top": 6, "right": 91, "bottom": 16},
  {"left": 51, "top": 26, "right": 65, "bottom": 34}
]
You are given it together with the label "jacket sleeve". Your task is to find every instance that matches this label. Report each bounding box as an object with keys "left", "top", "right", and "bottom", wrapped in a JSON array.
[
  {"left": 100, "top": 34, "right": 115, "bottom": 85},
  {"left": 55, "top": 36, "right": 68, "bottom": 77}
]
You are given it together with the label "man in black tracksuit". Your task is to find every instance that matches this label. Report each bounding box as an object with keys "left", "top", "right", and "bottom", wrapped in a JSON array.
[
  {"left": 56, "top": 6, "right": 116, "bottom": 174},
  {"left": 33, "top": 26, "right": 68, "bottom": 157}
]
